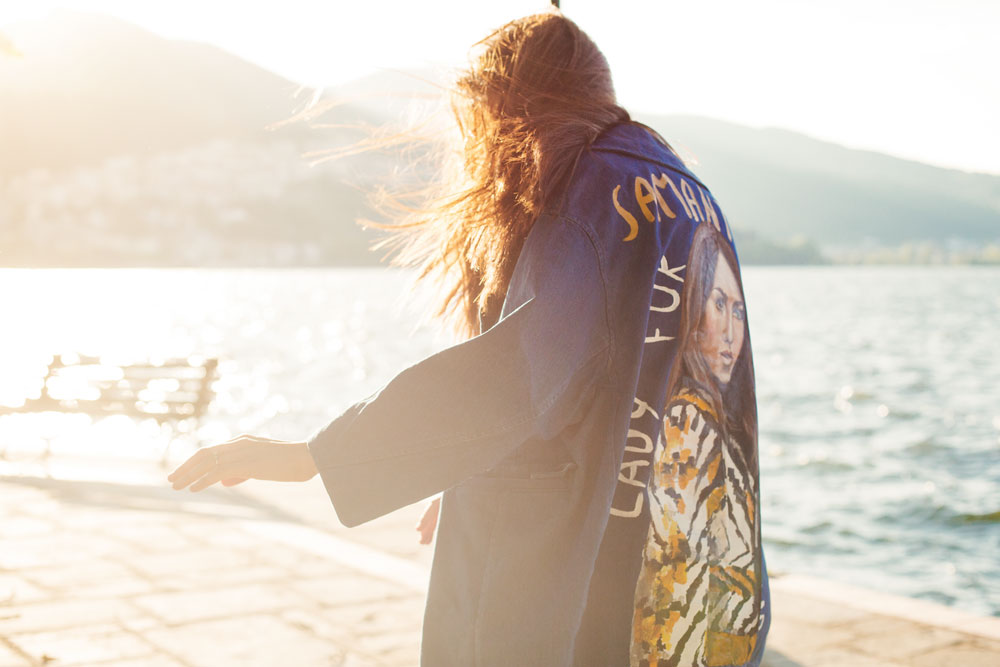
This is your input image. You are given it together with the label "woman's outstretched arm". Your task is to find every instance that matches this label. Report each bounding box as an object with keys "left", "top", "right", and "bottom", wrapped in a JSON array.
[
  {"left": 167, "top": 435, "right": 317, "bottom": 492},
  {"left": 167, "top": 214, "right": 608, "bottom": 521}
]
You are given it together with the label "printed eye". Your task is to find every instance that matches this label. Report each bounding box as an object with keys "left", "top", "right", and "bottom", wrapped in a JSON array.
[
  {"left": 734, "top": 307, "right": 745, "bottom": 322},
  {"left": 715, "top": 297, "right": 725, "bottom": 311}
]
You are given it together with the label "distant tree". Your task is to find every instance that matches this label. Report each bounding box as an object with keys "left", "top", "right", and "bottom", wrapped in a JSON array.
[{"left": 736, "top": 230, "right": 828, "bottom": 265}]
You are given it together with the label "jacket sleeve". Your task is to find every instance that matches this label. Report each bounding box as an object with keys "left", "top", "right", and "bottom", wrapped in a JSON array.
[{"left": 307, "top": 215, "right": 610, "bottom": 527}]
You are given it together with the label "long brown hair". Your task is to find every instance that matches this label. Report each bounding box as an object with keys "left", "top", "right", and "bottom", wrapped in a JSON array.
[
  {"left": 665, "top": 223, "right": 757, "bottom": 465},
  {"left": 375, "top": 11, "right": 629, "bottom": 337}
]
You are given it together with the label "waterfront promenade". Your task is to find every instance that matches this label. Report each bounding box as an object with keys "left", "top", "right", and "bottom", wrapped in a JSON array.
[{"left": 1, "top": 453, "right": 998, "bottom": 666}]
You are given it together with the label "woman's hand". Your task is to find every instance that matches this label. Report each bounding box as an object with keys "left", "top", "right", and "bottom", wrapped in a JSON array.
[
  {"left": 415, "top": 496, "right": 441, "bottom": 545},
  {"left": 167, "top": 434, "right": 317, "bottom": 492}
]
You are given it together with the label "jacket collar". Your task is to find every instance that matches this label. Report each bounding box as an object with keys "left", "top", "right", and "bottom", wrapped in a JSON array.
[{"left": 590, "top": 122, "right": 708, "bottom": 191}]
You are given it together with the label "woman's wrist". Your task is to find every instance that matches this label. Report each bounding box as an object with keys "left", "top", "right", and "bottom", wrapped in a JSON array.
[{"left": 294, "top": 441, "right": 319, "bottom": 481}]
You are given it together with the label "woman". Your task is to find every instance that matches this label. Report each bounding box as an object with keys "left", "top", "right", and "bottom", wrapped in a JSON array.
[
  {"left": 631, "top": 223, "right": 768, "bottom": 666},
  {"left": 168, "top": 10, "right": 769, "bottom": 666}
]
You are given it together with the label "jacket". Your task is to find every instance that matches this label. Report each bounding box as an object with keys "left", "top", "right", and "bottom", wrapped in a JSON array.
[{"left": 307, "top": 122, "right": 770, "bottom": 666}]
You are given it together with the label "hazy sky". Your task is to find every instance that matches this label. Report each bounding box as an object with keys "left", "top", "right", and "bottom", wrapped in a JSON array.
[{"left": 4, "top": 0, "right": 999, "bottom": 175}]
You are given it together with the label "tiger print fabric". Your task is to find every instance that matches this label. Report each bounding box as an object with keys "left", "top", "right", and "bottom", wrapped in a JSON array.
[{"left": 630, "top": 389, "right": 763, "bottom": 667}]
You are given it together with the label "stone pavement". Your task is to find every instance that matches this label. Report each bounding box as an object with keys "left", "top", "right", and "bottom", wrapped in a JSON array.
[
  {"left": 0, "top": 456, "right": 430, "bottom": 667},
  {"left": 1, "top": 454, "right": 998, "bottom": 667}
]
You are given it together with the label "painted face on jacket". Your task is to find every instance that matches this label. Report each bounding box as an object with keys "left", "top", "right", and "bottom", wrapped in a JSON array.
[{"left": 698, "top": 254, "right": 745, "bottom": 386}]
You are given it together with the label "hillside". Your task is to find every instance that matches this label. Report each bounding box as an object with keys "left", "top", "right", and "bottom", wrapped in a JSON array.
[
  {"left": 641, "top": 114, "right": 1000, "bottom": 245},
  {"left": 0, "top": 10, "right": 308, "bottom": 175},
  {"left": 1, "top": 12, "right": 997, "bottom": 267},
  {"left": 0, "top": 11, "right": 379, "bottom": 267}
]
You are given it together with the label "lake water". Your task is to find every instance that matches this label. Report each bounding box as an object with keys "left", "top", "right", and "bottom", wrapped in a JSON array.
[{"left": 1, "top": 266, "right": 998, "bottom": 617}]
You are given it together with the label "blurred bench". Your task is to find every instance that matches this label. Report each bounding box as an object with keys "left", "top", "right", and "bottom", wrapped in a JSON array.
[{"left": 0, "top": 353, "right": 217, "bottom": 463}]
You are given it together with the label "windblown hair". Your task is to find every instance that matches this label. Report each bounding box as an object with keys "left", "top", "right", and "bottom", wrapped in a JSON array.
[
  {"left": 665, "top": 223, "right": 758, "bottom": 466},
  {"left": 377, "top": 11, "right": 629, "bottom": 337}
]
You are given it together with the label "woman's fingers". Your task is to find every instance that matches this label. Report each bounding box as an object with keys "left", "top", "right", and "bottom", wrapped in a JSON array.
[
  {"left": 189, "top": 467, "right": 228, "bottom": 493},
  {"left": 169, "top": 442, "right": 244, "bottom": 491},
  {"left": 166, "top": 449, "right": 198, "bottom": 483},
  {"left": 221, "top": 477, "right": 248, "bottom": 487},
  {"left": 168, "top": 448, "right": 215, "bottom": 490},
  {"left": 184, "top": 447, "right": 235, "bottom": 491}
]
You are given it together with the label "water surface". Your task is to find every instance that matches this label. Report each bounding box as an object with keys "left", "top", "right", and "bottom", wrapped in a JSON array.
[{"left": 1, "top": 266, "right": 997, "bottom": 616}]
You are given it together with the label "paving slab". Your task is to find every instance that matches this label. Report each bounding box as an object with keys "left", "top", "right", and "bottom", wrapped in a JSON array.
[
  {"left": 764, "top": 576, "right": 1000, "bottom": 667},
  {"left": 0, "top": 531, "right": 128, "bottom": 570},
  {"left": 125, "top": 546, "right": 258, "bottom": 579},
  {"left": 10, "top": 623, "right": 157, "bottom": 666},
  {"left": 142, "top": 614, "right": 351, "bottom": 667},
  {"left": 846, "top": 615, "right": 967, "bottom": 660},
  {"left": 21, "top": 558, "right": 138, "bottom": 590},
  {"left": 291, "top": 573, "right": 420, "bottom": 609},
  {"left": 0, "top": 598, "right": 148, "bottom": 635},
  {"left": 908, "top": 641, "right": 1000, "bottom": 667},
  {"left": 99, "top": 656, "right": 186, "bottom": 667},
  {"left": 0, "top": 575, "right": 48, "bottom": 606},
  {"left": 0, "top": 641, "right": 32, "bottom": 667},
  {"left": 162, "top": 563, "right": 296, "bottom": 592},
  {"left": 131, "top": 582, "right": 314, "bottom": 625}
]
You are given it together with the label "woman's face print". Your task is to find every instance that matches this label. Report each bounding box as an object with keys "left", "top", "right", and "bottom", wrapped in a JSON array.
[{"left": 698, "top": 254, "right": 745, "bottom": 385}]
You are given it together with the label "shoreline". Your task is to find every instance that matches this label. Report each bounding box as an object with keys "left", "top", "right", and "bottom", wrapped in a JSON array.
[{"left": 769, "top": 572, "right": 1000, "bottom": 642}]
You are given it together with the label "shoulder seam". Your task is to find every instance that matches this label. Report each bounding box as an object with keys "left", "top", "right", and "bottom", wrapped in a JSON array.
[{"left": 556, "top": 214, "right": 615, "bottom": 380}]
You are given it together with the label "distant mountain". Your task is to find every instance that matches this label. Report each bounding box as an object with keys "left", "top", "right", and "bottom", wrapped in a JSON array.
[
  {"left": 1, "top": 13, "right": 997, "bottom": 268},
  {"left": 0, "top": 10, "right": 309, "bottom": 175},
  {"left": 642, "top": 114, "right": 1000, "bottom": 245}
]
